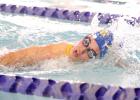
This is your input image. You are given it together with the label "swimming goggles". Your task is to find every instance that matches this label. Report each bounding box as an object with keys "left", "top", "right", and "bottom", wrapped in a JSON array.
[{"left": 82, "top": 36, "right": 97, "bottom": 59}]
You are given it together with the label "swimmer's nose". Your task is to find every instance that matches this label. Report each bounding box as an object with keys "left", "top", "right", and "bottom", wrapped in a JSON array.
[
  {"left": 74, "top": 49, "right": 86, "bottom": 57},
  {"left": 73, "top": 49, "right": 79, "bottom": 57}
]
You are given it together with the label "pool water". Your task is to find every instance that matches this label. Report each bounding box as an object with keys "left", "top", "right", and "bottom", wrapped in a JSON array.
[
  {"left": 0, "top": 0, "right": 140, "bottom": 100},
  {"left": 0, "top": 91, "right": 61, "bottom": 100}
]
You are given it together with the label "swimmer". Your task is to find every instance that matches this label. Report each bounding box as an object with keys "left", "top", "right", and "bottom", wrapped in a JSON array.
[{"left": 0, "top": 29, "right": 113, "bottom": 67}]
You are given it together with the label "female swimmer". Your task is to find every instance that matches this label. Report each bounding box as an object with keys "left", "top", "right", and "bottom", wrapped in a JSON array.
[{"left": 0, "top": 29, "right": 113, "bottom": 67}]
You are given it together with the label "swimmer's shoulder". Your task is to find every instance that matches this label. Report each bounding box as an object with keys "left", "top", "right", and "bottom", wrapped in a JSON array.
[
  {"left": 51, "top": 41, "right": 73, "bottom": 46},
  {"left": 26, "top": 41, "right": 73, "bottom": 49}
]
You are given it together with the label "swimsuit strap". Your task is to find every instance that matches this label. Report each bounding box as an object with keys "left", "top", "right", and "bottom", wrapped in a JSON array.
[{"left": 65, "top": 43, "right": 73, "bottom": 56}]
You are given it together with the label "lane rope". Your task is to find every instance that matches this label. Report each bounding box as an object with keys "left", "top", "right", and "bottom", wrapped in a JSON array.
[
  {"left": 0, "top": 3, "right": 140, "bottom": 26},
  {"left": 0, "top": 74, "right": 139, "bottom": 100}
]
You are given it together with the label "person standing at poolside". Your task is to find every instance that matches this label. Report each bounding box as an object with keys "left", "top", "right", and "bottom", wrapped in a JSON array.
[{"left": 0, "top": 29, "right": 113, "bottom": 67}]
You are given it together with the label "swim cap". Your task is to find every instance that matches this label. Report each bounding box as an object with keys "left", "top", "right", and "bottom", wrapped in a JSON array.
[{"left": 93, "top": 29, "right": 113, "bottom": 58}]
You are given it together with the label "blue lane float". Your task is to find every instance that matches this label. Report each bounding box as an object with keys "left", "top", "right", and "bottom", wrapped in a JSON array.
[
  {"left": 97, "top": 13, "right": 140, "bottom": 26},
  {"left": 0, "top": 74, "right": 139, "bottom": 100},
  {"left": 0, "top": 3, "right": 140, "bottom": 26},
  {"left": 0, "top": 3, "right": 95, "bottom": 23}
]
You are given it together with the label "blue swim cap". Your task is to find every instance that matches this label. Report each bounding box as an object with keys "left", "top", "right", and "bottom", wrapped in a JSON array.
[{"left": 93, "top": 29, "right": 113, "bottom": 58}]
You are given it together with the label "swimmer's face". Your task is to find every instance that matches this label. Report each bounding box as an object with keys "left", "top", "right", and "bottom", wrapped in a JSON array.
[{"left": 70, "top": 34, "right": 100, "bottom": 61}]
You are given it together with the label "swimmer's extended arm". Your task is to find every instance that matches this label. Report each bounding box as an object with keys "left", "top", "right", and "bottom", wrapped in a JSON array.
[
  {"left": 0, "top": 42, "right": 68, "bottom": 67},
  {"left": 0, "top": 46, "right": 52, "bottom": 67}
]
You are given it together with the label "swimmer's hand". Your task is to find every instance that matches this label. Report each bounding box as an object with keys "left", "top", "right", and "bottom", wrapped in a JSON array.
[{"left": 115, "top": 58, "right": 129, "bottom": 68}]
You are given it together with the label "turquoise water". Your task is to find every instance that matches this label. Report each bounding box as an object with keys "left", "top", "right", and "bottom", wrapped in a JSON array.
[
  {"left": 0, "top": 91, "right": 59, "bottom": 100},
  {"left": 0, "top": 0, "right": 140, "bottom": 100}
]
